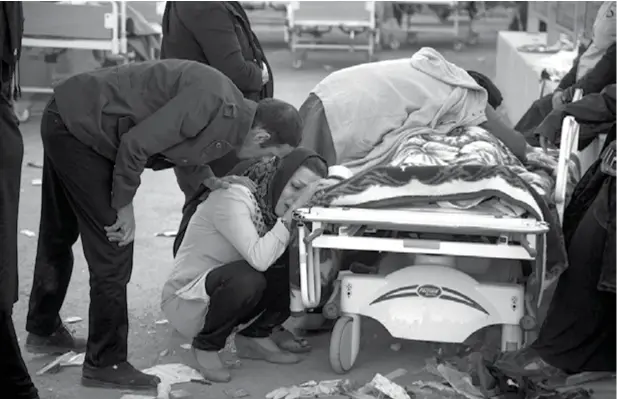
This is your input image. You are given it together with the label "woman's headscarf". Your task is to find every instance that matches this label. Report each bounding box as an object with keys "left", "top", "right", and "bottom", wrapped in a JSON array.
[{"left": 229, "top": 148, "right": 326, "bottom": 235}]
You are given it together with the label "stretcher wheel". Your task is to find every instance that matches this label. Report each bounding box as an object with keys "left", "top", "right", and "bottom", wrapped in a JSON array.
[
  {"left": 519, "top": 315, "right": 537, "bottom": 331},
  {"left": 330, "top": 316, "right": 359, "bottom": 374},
  {"left": 468, "top": 31, "right": 479, "bottom": 46}
]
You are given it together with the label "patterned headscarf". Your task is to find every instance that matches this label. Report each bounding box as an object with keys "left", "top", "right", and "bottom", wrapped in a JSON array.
[{"left": 229, "top": 148, "right": 325, "bottom": 236}]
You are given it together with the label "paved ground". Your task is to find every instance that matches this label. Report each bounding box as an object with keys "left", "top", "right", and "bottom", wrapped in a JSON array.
[{"left": 11, "top": 14, "right": 614, "bottom": 399}]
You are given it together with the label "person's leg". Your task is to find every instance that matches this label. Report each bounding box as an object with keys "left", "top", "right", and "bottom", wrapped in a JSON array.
[
  {"left": 38, "top": 103, "right": 158, "bottom": 390},
  {"left": 192, "top": 260, "right": 266, "bottom": 382},
  {"left": 0, "top": 98, "right": 39, "bottom": 399},
  {"left": 236, "top": 260, "right": 301, "bottom": 363},
  {"left": 0, "top": 308, "right": 40, "bottom": 399},
  {"left": 25, "top": 115, "right": 86, "bottom": 352}
]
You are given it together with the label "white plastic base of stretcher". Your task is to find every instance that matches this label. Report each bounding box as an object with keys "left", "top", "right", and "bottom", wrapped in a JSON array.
[{"left": 294, "top": 207, "right": 548, "bottom": 373}]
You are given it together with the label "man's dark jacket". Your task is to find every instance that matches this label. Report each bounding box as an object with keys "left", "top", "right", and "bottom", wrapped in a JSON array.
[
  {"left": 52, "top": 59, "right": 257, "bottom": 211},
  {"left": 161, "top": 1, "right": 273, "bottom": 102}
]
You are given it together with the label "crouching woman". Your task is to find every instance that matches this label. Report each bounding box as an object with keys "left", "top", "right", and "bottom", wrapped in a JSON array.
[{"left": 161, "top": 148, "right": 328, "bottom": 382}]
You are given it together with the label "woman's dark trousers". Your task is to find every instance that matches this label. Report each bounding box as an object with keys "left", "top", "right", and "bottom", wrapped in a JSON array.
[
  {"left": 192, "top": 260, "right": 291, "bottom": 351},
  {"left": 25, "top": 100, "right": 134, "bottom": 368},
  {"left": 0, "top": 95, "right": 40, "bottom": 399}
]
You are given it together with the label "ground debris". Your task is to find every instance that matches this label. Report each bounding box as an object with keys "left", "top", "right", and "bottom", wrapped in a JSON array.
[
  {"left": 155, "top": 231, "right": 177, "bottom": 237},
  {"left": 36, "top": 351, "right": 85, "bottom": 375},
  {"left": 223, "top": 388, "right": 250, "bottom": 398},
  {"left": 31, "top": 178, "right": 42, "bottom": 186},
  {"left": 27, "top": 161, "right": 43, "bottom": 169},
  {"left": 20, "top": 229, "right": 36, "bottom": 237},
  {"left": 64, "top": 316, "right": 82, "bottom": 324}
]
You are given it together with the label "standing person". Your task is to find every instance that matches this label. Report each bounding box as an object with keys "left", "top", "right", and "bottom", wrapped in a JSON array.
[
  {"left": 23, "top": 59, "right": 301, "bottom": 391},
  {"left": 162, "top": 1, "right": 274, "bottom": 203},
  {"left": 0, "top": 3, "right": 41, "bottom": 399}
]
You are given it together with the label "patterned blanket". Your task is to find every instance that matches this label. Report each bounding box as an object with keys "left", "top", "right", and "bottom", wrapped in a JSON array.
[{"left": 294, "top": 126, "right": 580, "bottom": 309}]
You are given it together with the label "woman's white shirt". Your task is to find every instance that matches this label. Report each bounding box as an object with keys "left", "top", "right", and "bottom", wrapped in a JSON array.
[{"left": 162, "top": 184, "right": 290, "bottom": 302}]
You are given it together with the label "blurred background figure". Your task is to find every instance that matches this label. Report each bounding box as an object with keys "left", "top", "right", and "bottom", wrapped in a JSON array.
[{"left": 161, "top": 1, "right": 274, "bottom": 203}]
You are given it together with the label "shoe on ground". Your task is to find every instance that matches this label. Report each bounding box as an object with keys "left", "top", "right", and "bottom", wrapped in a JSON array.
[
  {"left": 192, "top": 347, "right": 231, "bottom": 383},
  {"left": 81, "top": 361, "right": 160, "bottom": 390},
  {"left": 25, "top": 324, "right": 87, "bottom": 355}
]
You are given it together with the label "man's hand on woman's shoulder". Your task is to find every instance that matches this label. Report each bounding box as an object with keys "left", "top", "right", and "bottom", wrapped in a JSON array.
[{"left": 204, "top": 175, "right": 256, "bottom": 192}]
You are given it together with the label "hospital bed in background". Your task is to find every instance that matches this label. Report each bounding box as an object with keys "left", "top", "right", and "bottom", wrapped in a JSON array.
[
  {"left": 382, "top": 1, "right": 470, "bottom": 51},
  {"left": 292, "top": 96, "right": 604, "bottom": 373},
  {"left": 286, "top": 1, "right": 378, "bottom": 69},
  {"left": 15, "top": 1, "right": 161, "bottom": 123}
]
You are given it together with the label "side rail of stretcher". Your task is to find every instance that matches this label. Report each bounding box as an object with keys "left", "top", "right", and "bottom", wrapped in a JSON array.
[
  {"left": 293, "top": 207, "right": 549, "bottom": 309},
  {"left": 22, "top": 1, "right": 128, "bottom": 55}
]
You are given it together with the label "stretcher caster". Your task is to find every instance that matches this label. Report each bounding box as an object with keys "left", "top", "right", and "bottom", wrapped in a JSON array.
[
  {"left": 329, "top": 315, "right": 361, "bottom": 374},
  {"left": 292, "top": 51, "right": 307, "bottom": 69},
  {"left": 519, "top": 315, "right": 537, "bottom": 331}
]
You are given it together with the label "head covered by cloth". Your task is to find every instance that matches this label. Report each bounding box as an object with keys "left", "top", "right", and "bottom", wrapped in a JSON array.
[{"left": 228, "top": 148, "right": 327, "bottom": 234}]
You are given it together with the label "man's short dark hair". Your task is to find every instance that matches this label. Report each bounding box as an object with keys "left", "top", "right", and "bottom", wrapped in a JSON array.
[{"left": 252, "top": 98, "right": 303, "bottom": 147}]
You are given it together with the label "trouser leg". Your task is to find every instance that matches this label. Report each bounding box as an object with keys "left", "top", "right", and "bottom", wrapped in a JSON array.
[
  {"left": 0, "top": 98, "right": 38, "bottom": 398},
  {"left": 240, "top": 257, "right": 291, "bottom": 338},
  {"left": 192, "top": 261, "right": 266, "bottom": 351},
  {"left": 38, "top": 105, "right": 134, "bottom": 367},
  {"left": 0, "top": 308, "right": 39, "bottom": 399},
  {"left": 0, "top": 97, "right": 23, "bottom": 311},
  {"left": 26, "top": 151, "right": 79, "bottom": 336}
]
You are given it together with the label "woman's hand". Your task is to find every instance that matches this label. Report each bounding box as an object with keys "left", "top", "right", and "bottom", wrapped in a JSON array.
[
  {"left": 104, "top": 203, "right": 135, "bottom": 247},
  {"left": 551, "top": 90, "right": 566, "bottom": 110},
  {"left": 204, "top": 175, "right": 256, "bottom": 192}
]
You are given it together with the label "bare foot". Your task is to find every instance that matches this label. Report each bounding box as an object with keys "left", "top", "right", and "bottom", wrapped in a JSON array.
[{"left": 235, "top": 335, "right": 301, "bottom": 364}]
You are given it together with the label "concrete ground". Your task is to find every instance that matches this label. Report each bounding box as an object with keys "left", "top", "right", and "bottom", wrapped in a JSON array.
[{"left": 11, "top": 14, "right": 615, "bottom": 399}]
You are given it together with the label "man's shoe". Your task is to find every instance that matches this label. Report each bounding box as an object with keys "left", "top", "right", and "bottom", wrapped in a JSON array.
[
  {"left": 81, "top": 362, "right": 160, "bottom": 390},
  {"left": 192, "top": 348, "right": 232, "bottom": 383},
  {"left": 235, "top": 334, "right": 301, "bottom": 364},
  {"left": 25, "top": 324, "right": 87, "bottom": 355}
]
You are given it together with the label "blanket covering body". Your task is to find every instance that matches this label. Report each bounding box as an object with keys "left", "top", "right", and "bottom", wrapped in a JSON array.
[{"left": 312, "top": 47, "right": 488, "bottom": 172}]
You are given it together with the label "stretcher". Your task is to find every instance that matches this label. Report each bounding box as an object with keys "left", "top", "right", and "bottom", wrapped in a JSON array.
[
  {"left": 286, "top": 1, "right": 378, "bottom": 68},
  {"left": 16, "top": 1, "right": 161, "bottom": 123},
  {"left": 382, "top": 1, "right": 474, "bottom": 51},
  {"left": 292, "top": 90, "right": 604, "bottom": 373}
]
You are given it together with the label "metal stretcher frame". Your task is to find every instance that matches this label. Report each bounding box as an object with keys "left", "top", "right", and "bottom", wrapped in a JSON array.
[
  {"left": 383, "top": 1, "right": 467, "bottom": 50},
  {"left": 286, "top": 1, "right": 378, "bottom": 68},
  {"left": 293, "top": 111, "right": 585, "bottom": 311},
  {"left": 20, "top": 1, "right": 129, "bottom": 96}
]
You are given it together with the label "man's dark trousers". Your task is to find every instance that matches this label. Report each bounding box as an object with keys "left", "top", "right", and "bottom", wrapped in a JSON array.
[
  {"left": 0, "top": 96, "right": 39, "bottom": 398},
  {"left": 25, "top": 99, "right": 134, "bottom": 367}
]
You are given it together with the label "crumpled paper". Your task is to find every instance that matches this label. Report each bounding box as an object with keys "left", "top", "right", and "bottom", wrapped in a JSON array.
[{"left": 266, "top": 379, "right": 353, "bottom": 399}]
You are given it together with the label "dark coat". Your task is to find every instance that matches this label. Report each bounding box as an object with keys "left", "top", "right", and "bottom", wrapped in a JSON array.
[
  {"left": 161, "top": 1, "right": 273, "bottom": 102},
  {"left": 53, "top": 59, "right": 257, "bottom": 211},
  {"left": 0, "top": 1, "right": 23, "bottom": 99}
]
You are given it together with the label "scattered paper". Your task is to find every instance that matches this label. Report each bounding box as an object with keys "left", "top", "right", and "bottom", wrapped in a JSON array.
[
  {"left": 37, "top": 351, "right": 85, "bottom": 375},
  {"left": 141, "top": 363, "right": 205, "bottom": 386},
  {"left": 157, "top": 382, "right": 172, "bottom": 399},
  {"left": 436, "top": 363, "right": 484, "bottom": 399},
  {"left": 27, "top": 161, "right": 43, "bottom": 169},
  {"left": 390, "top": 342, "right": 402, "bottom": 352},
  {"left": 367, "top": 374, "right": 411, "bottom": 399},
  {"left": 170, "top": 390, "right": 192, "bottom": 399},
  {"left": 155, "top": 231, "right": 177, "bottom": 238},
  {"left": 20, "top": 229, "right": 36, "bottom": 237},
  {"left": 120, "top": 395, "right": 153, "bottom": 399},
  {"left": 180, "top": 344, "right": 192, "bottom": 350},
  {"left": 31, "top": 178, "right": 42, "bottom": 186},
  {"left": 159, "top": 349, "right": 169, "bottom": 357},
  {"left": 267, "top": 379, "right": 354, "bottom": 399},
  {"left": 64, "top": 316, "right": 82, "bottom": 324},
  {"left": 223, "top": 388, "right": 250, "bottom": 398},
  {"left": 155, "top": 319, "right": 169, "bottom": 325}
]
